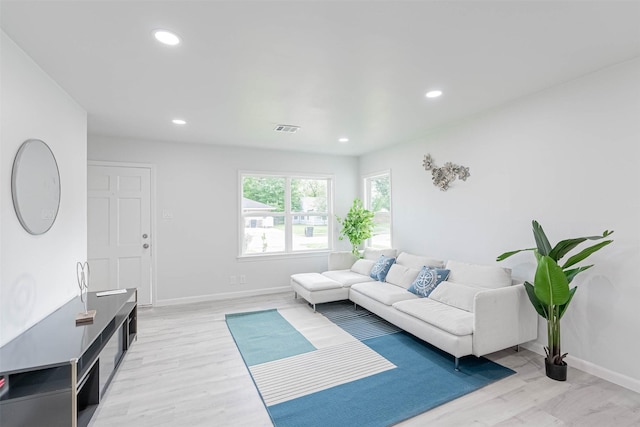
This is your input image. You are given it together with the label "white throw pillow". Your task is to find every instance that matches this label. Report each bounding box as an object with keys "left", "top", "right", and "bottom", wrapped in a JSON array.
[
  {"left": 363, "top": 248, "right": 398, "bottom": 260},
  {"left": 350, "top": 259, "right": 376, "bottom": 275},
  {"left": 445, "top": 260, "right": 512, "bottom": 289},
  {"left": 428, "top": 281, "right": 483, "bottom": 312},
  {"left": 385, "top": 264, "right": 421, "bottom": 289},
  {"left": 396, "top": 252, "right": 444, "bottom": 269}
]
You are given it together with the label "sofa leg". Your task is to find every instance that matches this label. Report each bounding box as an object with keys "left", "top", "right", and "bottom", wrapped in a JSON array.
[
  {"left": 515, "top": 344, "right": 520, "bottom": 352},
  {"left": 294, "top": 291, "right": 298, "bottom": 299},
  {"left": 353, "top": 303, "right": 358, "bottom": 310},
  {"left": 454, "top": 357, "right": 460, "bottom": 371},
  {"left": 313, "top": 303, "right": 316, "bottom": 313}
]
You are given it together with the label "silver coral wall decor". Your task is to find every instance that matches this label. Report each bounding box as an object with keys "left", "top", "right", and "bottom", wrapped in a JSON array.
[{"left": 422, "top": 154, "right": 470, "bottom": 191}]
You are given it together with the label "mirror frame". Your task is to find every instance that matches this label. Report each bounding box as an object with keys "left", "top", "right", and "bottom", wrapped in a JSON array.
[{"left": 11, "top": 139, "right": 61, "bottom": 235}]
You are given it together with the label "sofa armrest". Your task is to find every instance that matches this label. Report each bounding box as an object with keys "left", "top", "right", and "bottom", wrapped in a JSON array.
[
  {"left": 472, "top": 284, "right": 538, "bottom": 357},
  {"left": 328, "top": 251, "right": 358, "bottom": 271}
]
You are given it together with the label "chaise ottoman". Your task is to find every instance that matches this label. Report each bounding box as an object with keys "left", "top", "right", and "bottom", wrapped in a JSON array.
[{"left": 290, "top": 273, "right": 347, "bottom": 311}]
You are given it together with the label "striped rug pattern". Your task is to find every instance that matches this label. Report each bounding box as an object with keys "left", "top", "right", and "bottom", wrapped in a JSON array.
[
  {"left": 250, "top": 340, "right": 396, "bottom": 406},
  {"left": 316, "top": 301, "right": 402, "bottom": 341}
]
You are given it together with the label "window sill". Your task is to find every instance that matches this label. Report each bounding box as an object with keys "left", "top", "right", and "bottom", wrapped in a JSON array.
[{"left": 237, "top": 250, "right": 331, "bottom": 262}]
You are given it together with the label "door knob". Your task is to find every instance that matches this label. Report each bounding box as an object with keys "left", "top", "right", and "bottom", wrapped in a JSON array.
[{"left": 143, "top": 243, "right": 149, "bottom": 249}]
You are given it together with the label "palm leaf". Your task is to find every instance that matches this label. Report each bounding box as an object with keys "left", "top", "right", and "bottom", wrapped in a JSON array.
[
  {"left": 561, "top": 240, "right": 613, "bottom": 269},
  {"left": 524, "top": 281, "right": 548, "bottom": 319},
  {"left": 549, "top": 229, "right": 614, "bottom": 261},
  {"left": 564, "top": 265, "right": 593, "bottom": 284},
  {"left": 532, "top": 220, "right": 552, "bottom": 256},
  {"left": 558, "top": 287, "right": 578, "bottom": 319},
  {"left": 496, "top": 248, "right": 535, "bottom": 261},
  {"left": 534, "top": 255, "right": 570, "bottom": 306}
]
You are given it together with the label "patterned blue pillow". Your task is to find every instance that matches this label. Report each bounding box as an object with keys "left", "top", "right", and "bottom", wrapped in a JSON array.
[
  {"left": 370, "top": 255, "right": 396, "bottom": 282},
  {"left": 408, "top": 266, "right": 450, "bottom": 297}
]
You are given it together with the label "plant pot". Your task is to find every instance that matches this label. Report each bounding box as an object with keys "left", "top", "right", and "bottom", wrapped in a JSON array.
[{"left": 545, "top": 358, "right": 567, "bottom": 381}]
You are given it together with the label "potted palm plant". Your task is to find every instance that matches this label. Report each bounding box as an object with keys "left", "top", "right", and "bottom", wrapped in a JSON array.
[
  {"left": 337, "top": 199, "right": 375, "bottom": 257},
  {"left": 497, "top": 220, "right": 613, "bottom": 381}
]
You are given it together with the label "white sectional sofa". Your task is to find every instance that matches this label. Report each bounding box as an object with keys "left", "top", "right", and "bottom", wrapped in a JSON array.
[{"left": 290, "top": 249, "right": 537, "bottom": 369}]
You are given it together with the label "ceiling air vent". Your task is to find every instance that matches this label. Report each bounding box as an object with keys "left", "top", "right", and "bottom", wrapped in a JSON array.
[{"left": 273, "top": 124, "right": 300, "bottom": 133}]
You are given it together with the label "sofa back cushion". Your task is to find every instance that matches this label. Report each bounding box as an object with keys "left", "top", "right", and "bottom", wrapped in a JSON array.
[
  {"left": 363, "top": 248, "right": 398, "bottom": 260},
  {"left": 407, "top": 266, "right": 450, "bottom": 297},
  {"left": 370, "top": 255, "right": 396, "bottom": 282},
  {"left": 350, "top": 259, "right": 375, "bottom": 276},
  {"left": 445, "top": 260, "right": 512, "bottom": 289},
  {"left": 385, "top": 264, "right": 420, "bottom": 289},
  {"left": 328, "top": 251, "right": 358, "bottom": 271},
  {"left": 428, "top": 281, "right": 483, "bottom": 312},
  {"left": 396, "top": 252, "right": 444, "bottom": 269}
]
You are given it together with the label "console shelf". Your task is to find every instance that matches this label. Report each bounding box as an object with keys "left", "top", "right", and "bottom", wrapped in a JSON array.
[{"left": 0, "top": 289, "right": 137, "bottom": 427}]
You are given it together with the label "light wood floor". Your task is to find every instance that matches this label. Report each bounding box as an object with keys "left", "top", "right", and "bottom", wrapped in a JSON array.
[{"left": 90, "top": 292, "right": 640, "bottom": 427}]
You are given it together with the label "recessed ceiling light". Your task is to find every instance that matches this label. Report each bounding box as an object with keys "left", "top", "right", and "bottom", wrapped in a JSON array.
[
  {"left": 338, "top": 137, "right": 349, "bottom": 143},
  {"left": 154, "top": 30, "right": 181, "bottom": 46},
  {"left": 426, "top": 90, "right": 443, "bottom": 98},
  {"left": 172, "top": 119, "right": 186, "bottom": 125}
]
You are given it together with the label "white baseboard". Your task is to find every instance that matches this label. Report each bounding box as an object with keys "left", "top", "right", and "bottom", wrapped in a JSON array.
[
  {"left": 154, "top": 286, "right": 291, "bottom": 307},
  {"left": 521, "top": 341, "right": 640, "bottom": 394}
]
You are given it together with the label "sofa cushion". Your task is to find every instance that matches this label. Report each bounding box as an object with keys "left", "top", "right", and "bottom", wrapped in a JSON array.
[
  {"left": 370, "top": 255, "right": 396, "bottom": 282},
  {"left": 351, "top": 282, "right": 418, "bottom": 306},
  {"left": 350, "top": 259, "right": 375, "bottom": 276},
  {"left": 428, "top": 281, "right": 483, "bottom": 312},
  {"left": 396, "top": 252, "right": 444, "bottom": 269},
  {"left": 407, "top": 266, "right": 450, "bottom": 297},
  {"left": 363, "top": 248, "right": 398, "bottom": 260},
  {"left": 328, "top": 251, "right": 359, "bottom": 271},
  {"left": 385, "top": 264, "right": 420, "bottom": 289},
  {"left": 291, "top": 273, "right": 342, "bottom": 291},
  {"left": 445, "top": 260, "right": 512, "bottom": 289},
  {"left": 322, "top": 270, "right": 374, "bottom": 286},
  {"left": 393, "top": 298, "right": 474, "bottom": 336}
]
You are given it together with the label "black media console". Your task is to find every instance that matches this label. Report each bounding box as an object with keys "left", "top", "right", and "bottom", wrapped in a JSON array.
[{"left": 0, "top": 289, "right": 137, "bottom": 427}]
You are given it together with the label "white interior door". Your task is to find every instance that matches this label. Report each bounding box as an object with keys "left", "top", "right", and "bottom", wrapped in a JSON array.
[{"left": 88, "top": 164, "right": 152, "bottom": 305}]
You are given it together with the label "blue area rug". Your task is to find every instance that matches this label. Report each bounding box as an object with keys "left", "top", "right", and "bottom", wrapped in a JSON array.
[
  {"left": 226, "top": 302, "right": 515, "bottom": 426},
  {"left": 225, "top": 309, "right": 316, "bottom": 365}
]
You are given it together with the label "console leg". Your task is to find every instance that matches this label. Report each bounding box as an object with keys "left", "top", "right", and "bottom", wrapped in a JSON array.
[{"left": 454, "top": 357, "right": 460, "bottom": 371}]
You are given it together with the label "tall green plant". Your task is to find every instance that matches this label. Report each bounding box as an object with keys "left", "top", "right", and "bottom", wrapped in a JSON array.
[
  {"left": 337, "top": 199, "right": 374, "bottom": 257},
  {"left": 497, "top": 220, "right": 613, "bottom": 366}
]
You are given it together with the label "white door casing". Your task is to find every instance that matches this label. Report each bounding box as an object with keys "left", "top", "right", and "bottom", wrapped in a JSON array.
[{"left": 88, "top": 164, "right": 152, "bottom": 305}]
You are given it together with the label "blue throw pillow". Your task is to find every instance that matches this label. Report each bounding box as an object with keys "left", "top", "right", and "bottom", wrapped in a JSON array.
[
  {"left": 408, "top": 266, "right": 450, "bottom": 297},
  {"left": 370, "top": 255, "right": 396, "bottom": 282}
]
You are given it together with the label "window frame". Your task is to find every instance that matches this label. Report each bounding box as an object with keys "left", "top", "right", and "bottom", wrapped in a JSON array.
[
  {"left": 238, "top": 171, "right": 334, "bottom": 258},
  {"left": 363, "top": 170, "right": 392, "bottom": 249}
]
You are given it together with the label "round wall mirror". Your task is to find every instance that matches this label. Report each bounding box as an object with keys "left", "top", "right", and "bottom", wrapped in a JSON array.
[{"left": 11, "top": 139, "right": 61, "bottom": 235}]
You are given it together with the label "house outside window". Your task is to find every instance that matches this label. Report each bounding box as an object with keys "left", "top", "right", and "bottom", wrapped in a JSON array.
[
  {"left": 364, "top": 171, "right": 392, "bottom": 249},
  {"left": 240, "top": 173, "right": 332, "bottom": 256}
]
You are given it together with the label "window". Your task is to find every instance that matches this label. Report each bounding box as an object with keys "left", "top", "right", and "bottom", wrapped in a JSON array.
[
  {"left": 240, "top": 173, "right": 332, "bottom": 256},
  {"left": 364, "top": 172, "right": 392, "bottom": 249}
]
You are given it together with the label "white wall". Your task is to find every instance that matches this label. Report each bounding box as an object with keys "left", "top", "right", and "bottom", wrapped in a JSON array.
[
  {"left": 1, "top": 31, "right": 87, "bottom": 347},
  {"left": 88, "top": 136, "right": 358, "bottom": 305},
  {"left": 360, "top": 58, "right": 640, "bottom": 389}
]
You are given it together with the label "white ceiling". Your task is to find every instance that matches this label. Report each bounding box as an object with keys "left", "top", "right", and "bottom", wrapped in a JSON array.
[{"left": 2, "top": 1, "right": 639, "bottom": 156}]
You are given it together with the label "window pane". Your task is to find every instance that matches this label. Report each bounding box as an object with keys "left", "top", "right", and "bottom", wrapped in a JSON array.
[
  {"left": 292, "top": 215, "right": 329, "bottom": 251},
  {"left": 367, "top": 174, "right": 391, "bottom": 249},
  {"left": 240, "top": 174, "right": 332, "bottom": 256},
  {"left": 242, "top": 215, "right": 285, "bottom": 254},
  {"left": 291, "top": 178, "right": 328, "bottom": 213},
  {"left": 242, "top": 176, "right": 285, "bottom": 213},
  {"left": 371, "top": 211, "right": 391, "bottom": 249}
]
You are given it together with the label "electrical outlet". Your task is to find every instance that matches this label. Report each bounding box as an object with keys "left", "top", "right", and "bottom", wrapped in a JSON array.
[
  {"left": 239, "top": 275, "right": 247, "bottom": 284},
  {"left": 229, "top": 276, "right": 237, "bottom": 285}
]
